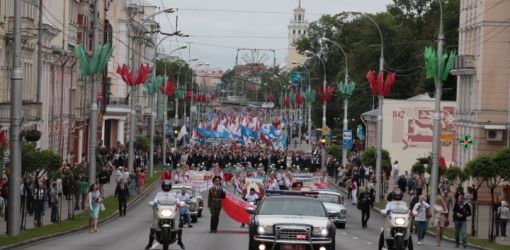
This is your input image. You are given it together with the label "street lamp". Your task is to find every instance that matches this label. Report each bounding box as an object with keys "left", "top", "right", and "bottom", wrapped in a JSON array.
[
  {"left": 292, "top": 61, "right": 314, "bottom": 150},
  {"left": 320, "top": 37, "right": 352, "bottom": 170},
  {"left": 343, "top": 12, "right": 385, "bottom": 203},
  {"left": 304, "top": 49, "right": 327, "bottom": 172},
  {"left": 160, "top": 46, "right": 187, "bottom": 168}
]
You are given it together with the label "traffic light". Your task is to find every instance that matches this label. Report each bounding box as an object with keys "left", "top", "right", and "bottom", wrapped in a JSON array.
[{"left": 320, "top": 136, "right": 326, "bottom": 147}]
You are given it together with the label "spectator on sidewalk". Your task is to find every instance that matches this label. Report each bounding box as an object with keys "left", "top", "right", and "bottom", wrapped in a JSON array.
[
  {"left": 453, "top": 194, "right": 471, "bottom": 248},
  {"left": 497, "top": 201, "right": 509, "bottom": 240},
  {"left": 98, "top": 166, "right": 109, "bottom": 195},
  {"left": 80, "top": 176, "right": 89, "bottom": 210},
  {"left": 73, "top": 175, "right": 81, "bottom": 211},
  {"left": 137, "top": 169, "right": 146, "bottom": 194},
  {"left": 433, "top": 196, "right": 449, "bottom": 247},
  {"left": 114, "top": 178, "right": 129, "bottom": 216},
  {"left": 412, "top": 195, "right": 430, "bottom": 245},
  {"left": 88, "top": 183, "right": 103, "bottom": 233},
  {"left": 415, "top": 174, "right": 424, "bottom": 196},
  {"left": 350, "top": 177, "right": 358, "bottom": 205},
  {"left": 49, "top": 182, "right": 59, "bottom": 223}
]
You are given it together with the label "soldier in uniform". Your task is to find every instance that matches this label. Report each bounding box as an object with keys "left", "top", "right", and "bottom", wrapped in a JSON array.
[{"left": 208, "top": 176, "right": 226, "bottom": 233}]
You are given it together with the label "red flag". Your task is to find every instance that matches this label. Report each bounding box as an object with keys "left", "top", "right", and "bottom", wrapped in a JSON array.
[
  {"left": 161, "top": 80, "right": 176, "bottom": 96},
  {"left": 260, "top": 132, "right": 272, "bottom": 147},
  {"left": 221, "top": 191, "right": 251, "bottom": 224},
  {"left": 366, "top": 70, "right": 378, "bottom": 95}
]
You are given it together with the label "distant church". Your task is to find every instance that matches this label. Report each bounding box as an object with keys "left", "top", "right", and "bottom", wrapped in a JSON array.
[{"left": 286, "top": 0, "right": 309, "bottom": 69}]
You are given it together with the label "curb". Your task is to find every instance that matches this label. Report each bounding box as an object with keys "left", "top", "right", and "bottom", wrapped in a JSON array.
[
  {"left": 326, "top": 179, "right": 493, "bottom": 250},
  {"left": 0, "top": 178, "right": 160, "bottom": 250}
]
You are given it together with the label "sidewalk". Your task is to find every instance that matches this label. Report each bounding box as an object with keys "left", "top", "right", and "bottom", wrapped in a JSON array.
[
  {"left": 326, "top": 177, "right": 510, "bottom": 247},
  {"left": 0, "top": 181, "right": 118, "bottom": 234}
]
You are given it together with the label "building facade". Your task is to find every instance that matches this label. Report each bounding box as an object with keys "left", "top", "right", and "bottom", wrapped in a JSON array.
[
  {"left": 286, "top": 0, "right": 308, "bottom": 69},
  {"left": 451, "top": 0, "right": 510, "bottom": 167}
]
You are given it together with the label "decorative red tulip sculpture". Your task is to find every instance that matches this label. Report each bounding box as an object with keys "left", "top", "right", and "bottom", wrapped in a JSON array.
[
  {"left": 116, "top": 64, "right": 150, "bottom": 86},
  {"left": 318, "top": 85, "right": 334, "bottom": 102},
  {"left": 161, "top": 80, "right": 176, "bottom": 97},
  {"left": 295, "top": 91, "right": 304, "bottom": 106},
  {"left": 366, "top": 70, "right": 396, "bottom": 97}
]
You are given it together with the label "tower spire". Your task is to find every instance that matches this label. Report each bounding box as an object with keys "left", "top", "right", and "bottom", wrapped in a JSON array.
[{"left": 299, "top": 0, "right": 301, "bottom": 8}]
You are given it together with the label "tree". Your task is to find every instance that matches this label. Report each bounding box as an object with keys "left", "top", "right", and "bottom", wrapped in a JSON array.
[
  {"left": 444, "top": 166, "right": 467, "bottom": 189},
  {"left": 411, "top": 161, "right": 425, "bottom": 174},
  {"left": 135, "top": 135, "right": 150, "bottom": 153},
  {"left": 327, "top": 144, "right": 342, "bottom": 159},
  {"left": 22, "top": 143, "right": 62, "bottom": 181},
  {"left": 360, "top": 146, "right": 392, "bottom": 177}
]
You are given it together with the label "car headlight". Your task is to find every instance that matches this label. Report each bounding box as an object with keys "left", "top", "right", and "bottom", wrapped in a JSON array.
[
  {"left": 257, "top": 225, "right": 273, "bottom": 235},
  {"left": 395, "top": 217, "right": 406, "bottom": 226},
  {"left": 313, "top": 227, "right": 329, "bottom": 237},
  {"left": 159, "top": 209, "right": 173, "bottom": 217}
]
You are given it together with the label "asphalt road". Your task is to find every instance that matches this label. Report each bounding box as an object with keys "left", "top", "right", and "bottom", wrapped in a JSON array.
[{"left": 17, "top": 185, "right": 476, "bottom": 250}]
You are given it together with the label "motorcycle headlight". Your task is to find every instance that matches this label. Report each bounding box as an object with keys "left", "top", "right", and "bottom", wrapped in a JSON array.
[
  {"left": 257, "top": 225, "right": 273, "bottom": 235},
  {"left": 313, "top": 227, "right": 329, "bottom": 237},
  {"left": 395, "top": 217, "right": 406, "bottom": 226},
  {"left": 159, "top": 209, "right": 173, "bottom": 217}
]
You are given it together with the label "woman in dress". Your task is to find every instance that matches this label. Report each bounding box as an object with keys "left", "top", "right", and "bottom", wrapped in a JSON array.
[
  {"left": 433, "top": 196, "right": 449, "bottom": 247},
  {"left": 88, "top": 183, "right": 103, "bottom": 233}
]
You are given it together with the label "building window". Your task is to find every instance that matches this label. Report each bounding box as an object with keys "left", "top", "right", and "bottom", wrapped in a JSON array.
[
  {"left": 298, "top": 30, "right": 301, "bottom": 34},
  {"left": 293, "top": 30, "right": 296, "bottom": 34},
  {"left": 298, "top": 14, "right": 302, "bottom": 21},
  {"left": 303, "top": 31, "right": 306, "bottom": 35}
]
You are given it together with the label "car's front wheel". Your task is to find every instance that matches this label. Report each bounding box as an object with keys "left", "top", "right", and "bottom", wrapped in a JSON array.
[
  {"left": 191, "top": 215, "right": 198, "bottom": 223},
  {"left": 336, "top": 223, "right": 345, "bottom": 229},
  {"left": 248, "top": 235, "right": 256, "bottom": 250}
]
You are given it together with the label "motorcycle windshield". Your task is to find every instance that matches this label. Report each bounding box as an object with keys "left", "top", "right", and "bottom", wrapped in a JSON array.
[{"left": 388, "top": 201, "right": 409, "bottom": 214}]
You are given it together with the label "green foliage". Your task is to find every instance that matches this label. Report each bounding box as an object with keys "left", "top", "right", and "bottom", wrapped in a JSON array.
[
  {"left": 22, "top": 143, "right": 62, "bottom": 181},
  {"left": 360, "top": 146, "right": 392, "bottom": 175},
  {"left": 493, "top": 147, "right": 510, "bottom": 180},
  {"left": 327, "top": 144, "right": 342, "bottom": 158},
  {"left": 294, "top": 1, "right": 460, "bottom": 126},
  {"left": 135, "top": 135, "right": 150, "bottom": 153},
  {"left": 445, "top": 166, "right": 467, "bottom": 187},
  {"left": 411, "top": 161, "right": 425, "bottom": 174}
]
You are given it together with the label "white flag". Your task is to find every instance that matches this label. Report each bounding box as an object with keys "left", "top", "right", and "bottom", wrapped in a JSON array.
[{"left": 177, "top": 125, "right": 188, "bottom": 141}]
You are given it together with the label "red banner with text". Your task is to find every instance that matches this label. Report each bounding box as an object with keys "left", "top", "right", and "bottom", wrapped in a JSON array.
[{"left": 221, "top": 191, "right": 252, "bottom": 224}]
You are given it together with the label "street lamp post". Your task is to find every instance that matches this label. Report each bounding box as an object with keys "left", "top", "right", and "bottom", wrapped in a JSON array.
[
  {"left": 292, "top": 61, "right": 312, "bottom": 151},
  {"left": 346, "top": 12, "right": 385, "bottom": 203},
  {"left": 305, "top": 50, "right": 327, "bottom": 171},
  {"left": 320, "top": 37, "right": 351, "bottom": 169}
]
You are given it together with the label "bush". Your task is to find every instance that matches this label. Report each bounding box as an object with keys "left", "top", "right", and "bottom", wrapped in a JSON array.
[
  {"left": 360, "top": 146, "right": 391, "bottom": 175},
  {"left": 411, "top": 161, "right": 425, "bottom": 174}
]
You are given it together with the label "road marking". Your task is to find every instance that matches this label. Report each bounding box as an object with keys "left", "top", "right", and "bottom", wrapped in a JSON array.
[
  {"left": 342, "top": 232, "right": 347, "bottom": 235},
  {"left": 353, "top": 236, "right": 358, "bottom": 240},
  {"left": 366, "top": 241, "right": 373, "bottom": 245}
]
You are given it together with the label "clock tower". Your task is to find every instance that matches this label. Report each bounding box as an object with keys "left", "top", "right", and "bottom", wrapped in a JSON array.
[{"left": 286, "top": 0, "right": 309, "bottom": 69}]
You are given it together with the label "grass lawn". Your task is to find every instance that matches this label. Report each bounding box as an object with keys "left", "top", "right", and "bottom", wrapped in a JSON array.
[
  {"left": 428, "top": 226, "right": 507, "bottom": 250},
  {"left": 0, "top": 169, "right": 161, "bottom": 247}
]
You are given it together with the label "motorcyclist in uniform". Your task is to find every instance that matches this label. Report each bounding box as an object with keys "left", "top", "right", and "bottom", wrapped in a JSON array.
[
  {"left": 145, "top": 177, "right": 185, "bottom": 250},
  {"left": 385, "top": 188, "right": 404, "bottom": 215}
]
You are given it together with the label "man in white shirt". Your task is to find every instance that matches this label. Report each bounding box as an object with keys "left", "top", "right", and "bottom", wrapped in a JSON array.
[{"left": 241, "top": 188, "right": 259, "bottom": 228}]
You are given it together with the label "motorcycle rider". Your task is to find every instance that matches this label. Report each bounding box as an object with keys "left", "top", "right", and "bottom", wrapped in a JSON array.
[
  {"left": 145, "top": 175, "right": 185, "bottom": 250},
  {"left": 176, "top": 187, "right": 193, "bottom": 228},
  {"left": 384, "top": 188, "right": 404, "bottom": 215}
]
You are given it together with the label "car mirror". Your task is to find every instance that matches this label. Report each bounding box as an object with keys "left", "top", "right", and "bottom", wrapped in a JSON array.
[
  {"left": 380, "top": 209, "right": 387, "bottom": 216},
  {"left": 246, "top": 207, "right": 255, "bottom": 214},
  {"left": 148, "top": 201, "right": 155, "bottom": 207}
]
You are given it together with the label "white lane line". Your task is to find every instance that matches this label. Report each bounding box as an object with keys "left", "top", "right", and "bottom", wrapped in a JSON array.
[
  {"left": 352, "top": 236, "right": 358, "bottom": 240},
  {"left": 366, "top": 241, "right": 373, "bottom": 245},
  {"left": 342, "top": 232, "right": 347, "bottom": 235}
]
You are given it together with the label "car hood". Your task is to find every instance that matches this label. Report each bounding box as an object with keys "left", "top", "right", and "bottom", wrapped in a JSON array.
[
  {"left": 323, "top": 202, "right": 345, "bottom": 213},
  {"left": 256, "top": 215, "right": 329, "bottom": 228}
]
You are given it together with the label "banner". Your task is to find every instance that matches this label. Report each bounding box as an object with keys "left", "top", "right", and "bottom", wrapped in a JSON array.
[{"left": 221, "top": 191, "right": 251, "bottom": 224}]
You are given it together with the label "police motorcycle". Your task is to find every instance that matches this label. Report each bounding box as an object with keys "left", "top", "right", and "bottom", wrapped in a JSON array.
[
  {"left": 379, "top": 191, "right": 413, "bottom": 250},
  {"left": 146, "top": 176, "right": 185, "bottom": 250}
]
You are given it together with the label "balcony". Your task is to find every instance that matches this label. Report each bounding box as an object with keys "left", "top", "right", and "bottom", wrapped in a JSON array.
[
  {"left": 0, "top": 101, "right": 42, "bottom": 123},
  {"left": 451, "top": 55, "right": 476, "bottom": 75}
]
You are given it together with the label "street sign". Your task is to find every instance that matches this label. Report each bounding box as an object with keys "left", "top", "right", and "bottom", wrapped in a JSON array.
[
  {"left": 322, "top": 126, "right": 331, "bottom": 134},
  {"left": 343, "top": 129, "right": 352, "bottom": 149}
]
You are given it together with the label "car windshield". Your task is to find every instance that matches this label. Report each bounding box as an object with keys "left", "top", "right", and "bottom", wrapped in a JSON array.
[
  {"left": 257, "top": 198, "right": 326, "bottom": 217},
  {"left": 317, "top": 193, "right": 341, "bottom": 204},
  {"left": 388, "top": 201, "right": 409, "bottom": 214}
]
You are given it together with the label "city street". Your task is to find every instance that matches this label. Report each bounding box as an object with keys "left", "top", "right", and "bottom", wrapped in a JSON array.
[{"left": 16, "top": 184, "right": 475, "bottom": 250}]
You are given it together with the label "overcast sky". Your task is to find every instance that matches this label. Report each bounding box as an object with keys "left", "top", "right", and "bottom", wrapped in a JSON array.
[{"left": 149, "top": 0, "right": 392, "bottom": 70}]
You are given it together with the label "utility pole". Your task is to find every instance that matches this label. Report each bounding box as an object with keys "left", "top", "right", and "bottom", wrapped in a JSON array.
[
  {"left": 430, "top": 0, "right": 445, "bottom": 215},
  {"left": 36, "top": 0, "right": 43, "bottom": 102},
  {"left": 88, "top": 0, "right": 100, "bottom": 185},
  {"left": 8, "top": 0, "right": 23, "bottom": 236}
]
